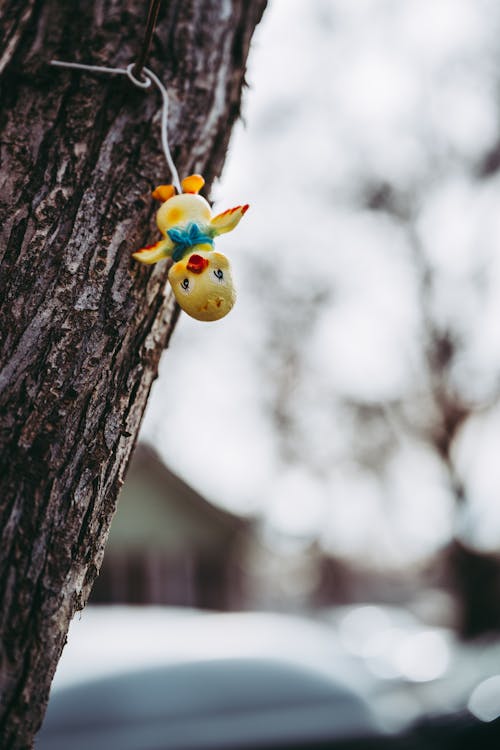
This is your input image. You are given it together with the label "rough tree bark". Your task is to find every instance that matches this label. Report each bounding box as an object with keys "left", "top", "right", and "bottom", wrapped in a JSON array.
[{"left": 0, "top": 1, "right": 266, "bottom": 747}]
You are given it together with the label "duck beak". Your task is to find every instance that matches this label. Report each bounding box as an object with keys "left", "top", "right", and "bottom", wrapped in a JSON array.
[{"left": 186, "top": 254, "right": 209, "bottom": 273}]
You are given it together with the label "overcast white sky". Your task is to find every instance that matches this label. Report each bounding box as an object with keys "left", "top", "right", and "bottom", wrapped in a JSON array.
[{"left": 141, "top": 0, "right": 500, "bottom": 567}]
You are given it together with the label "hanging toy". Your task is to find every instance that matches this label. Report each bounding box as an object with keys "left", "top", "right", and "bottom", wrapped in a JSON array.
[
  {"left": 132, "top": 174, "right": 249, "bottom": 322},
  {"left": 50, "top": 57, "right": 249, "bottom": 322}
]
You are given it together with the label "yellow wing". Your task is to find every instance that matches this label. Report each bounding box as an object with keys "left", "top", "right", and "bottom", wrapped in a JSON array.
[
  {"left": 210, "top": 204, "right": 249, "bottom": 236},
  {"left": 132, "top": 237, "right": 174, "bottom": 265}
]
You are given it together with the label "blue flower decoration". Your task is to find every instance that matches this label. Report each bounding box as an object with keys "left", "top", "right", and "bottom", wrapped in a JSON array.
[{"left": 168, "top": 223, "right": 214, "bottom": 262}]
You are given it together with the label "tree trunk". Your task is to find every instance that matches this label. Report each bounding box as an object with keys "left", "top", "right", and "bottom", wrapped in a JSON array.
[
  {"left": 0, "top": 1, "right": 266, "bottom": 746},
  {"left": 446, "top": 540, "right": 500, "bottom": 638}
]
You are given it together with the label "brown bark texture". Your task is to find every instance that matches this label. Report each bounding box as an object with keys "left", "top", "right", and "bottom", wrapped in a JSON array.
[{"left": 0, "top": 1, "right": 266, "bottom": 747}]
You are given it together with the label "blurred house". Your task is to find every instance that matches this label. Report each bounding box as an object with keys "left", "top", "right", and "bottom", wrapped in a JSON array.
[{"left": 90, "top": 444, "right": 251, "bottom": 610}]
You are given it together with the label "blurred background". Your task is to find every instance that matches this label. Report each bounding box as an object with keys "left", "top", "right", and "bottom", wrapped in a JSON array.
[
  {"left": 131, "top": 0, "right": 500, "bottom": 635},
  {"left": 44, "top": 0, "right": 500, "bottom": 746}
]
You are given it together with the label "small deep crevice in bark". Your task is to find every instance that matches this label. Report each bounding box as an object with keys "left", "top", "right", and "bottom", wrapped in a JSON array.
[{"left": 0, "top": 1, "right": 267, "bottom": 747}]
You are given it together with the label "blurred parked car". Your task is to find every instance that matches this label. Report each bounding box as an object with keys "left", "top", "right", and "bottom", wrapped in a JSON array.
[{"left": 37, "top": 607, "right": 500, "bottom": 749}]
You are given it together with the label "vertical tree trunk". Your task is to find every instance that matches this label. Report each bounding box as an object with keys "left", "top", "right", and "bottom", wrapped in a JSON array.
[
  {"left": 0, "top": 1, "right": 266, "bottom": 746},
  {"left": 446, "top": 540, "right": 500, "bottom": 638}
]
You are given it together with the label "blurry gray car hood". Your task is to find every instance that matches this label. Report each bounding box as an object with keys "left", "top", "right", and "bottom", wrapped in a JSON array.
[{"left": 37, "top": 607, "right": 378, "bottom": 750}]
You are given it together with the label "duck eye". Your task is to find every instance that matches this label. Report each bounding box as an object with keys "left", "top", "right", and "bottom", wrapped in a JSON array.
[
  {"left": 181, "top": 278, "right": 190, "bottom": 290},
  {"left": 213, "top": 269, "right": 224, "bottom": 281}
]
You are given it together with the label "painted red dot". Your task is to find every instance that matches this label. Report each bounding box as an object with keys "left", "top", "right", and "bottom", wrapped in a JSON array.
[{"left": 187, "top": 254, "right": 209, "bottom": 273}]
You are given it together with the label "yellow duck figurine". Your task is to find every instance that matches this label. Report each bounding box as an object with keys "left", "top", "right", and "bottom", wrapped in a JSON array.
[{"left": 132, "top": 174, "right": 248, "bottom": 322}]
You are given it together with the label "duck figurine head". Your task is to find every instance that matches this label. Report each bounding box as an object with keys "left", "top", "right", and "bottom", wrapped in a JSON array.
[{"left": 132, "top": 174, "right": 248, "bottom": 322}]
